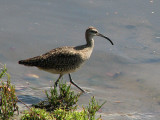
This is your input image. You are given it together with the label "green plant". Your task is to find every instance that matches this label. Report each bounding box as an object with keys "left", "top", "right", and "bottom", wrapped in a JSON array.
[
  {"left": 0, "top": 64, "right": 18, "bottom": 120},
  {"left": 33, "top": 80, "right": 80, "bottom": 111},
  {"left": 52, "top": 96, "right": 106, "bottom": 120},
  {"left": 23, "top": 96, "right": 105, "bottom": 120},
  {"left": 53, "top": 108, "right": 85, "bottom": 120},
  {"left": 21, "top": 107, "right": 54, "bottom": 120},
  {"left": 84, "top": 96, "right": 106, "bottom": 120}
]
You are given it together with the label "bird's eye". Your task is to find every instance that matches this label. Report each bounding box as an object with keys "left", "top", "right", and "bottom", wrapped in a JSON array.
[{"left": 91, "top": 30, "right": 97, "bottom": 33}]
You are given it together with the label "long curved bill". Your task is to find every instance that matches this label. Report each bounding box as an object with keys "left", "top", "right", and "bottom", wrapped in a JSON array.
[{"left": 98, "top": 33, "right": 114, "bottom": 45}]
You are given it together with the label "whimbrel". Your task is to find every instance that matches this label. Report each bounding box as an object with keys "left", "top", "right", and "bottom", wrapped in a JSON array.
[{"left": 19, "top": 26, "right": 114, "bottom": 92}]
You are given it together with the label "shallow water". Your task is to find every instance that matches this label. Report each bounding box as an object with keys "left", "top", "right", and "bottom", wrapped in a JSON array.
[{"left": 0, "top": 0, "right": 160, "bottom": 119}]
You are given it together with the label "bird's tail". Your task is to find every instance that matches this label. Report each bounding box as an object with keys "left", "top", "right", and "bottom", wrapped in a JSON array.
[{"left": 18, "top": 56, "right": 41, "bottom": 67}]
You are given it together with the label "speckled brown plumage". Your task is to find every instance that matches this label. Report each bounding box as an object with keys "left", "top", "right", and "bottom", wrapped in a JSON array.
[
  {"left": 19, "top": 46, "right": 93, "bottom": 93},
  {"left": 19, "top": 46, "right": 91, "bottom": 74},
  {"left": 19, "top": 27, "right": 114, "bottom": 92}
]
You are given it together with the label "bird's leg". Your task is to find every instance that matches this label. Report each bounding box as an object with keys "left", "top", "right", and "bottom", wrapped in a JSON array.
[
  {"left": 55, "top": 74, "right": 63, "bottom": 87},
  {"left": 68, "top": 73, "right": 85, "bottom": 93}
]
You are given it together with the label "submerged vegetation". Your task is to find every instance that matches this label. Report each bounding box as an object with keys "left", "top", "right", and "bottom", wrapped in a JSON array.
[{"left": 0, "top": 63, "right": 106, "bottom": 120}]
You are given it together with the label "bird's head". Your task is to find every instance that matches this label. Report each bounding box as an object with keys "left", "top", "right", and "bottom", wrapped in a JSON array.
[{"left": 86, "top": 26, "right": 114, "bottom": 45}]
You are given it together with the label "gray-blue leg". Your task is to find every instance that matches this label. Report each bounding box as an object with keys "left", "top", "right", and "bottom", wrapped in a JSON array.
[
  {"left": 55, "top": 74, "right": 63, "bottom": 86},
  {"left": 68, "top": 73, "right": 85, "bottom": 92}
]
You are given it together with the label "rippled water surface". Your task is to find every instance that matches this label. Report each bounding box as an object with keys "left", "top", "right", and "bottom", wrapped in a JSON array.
[{"left": 0, "top": 0, "right": 160, "bottom": 119}]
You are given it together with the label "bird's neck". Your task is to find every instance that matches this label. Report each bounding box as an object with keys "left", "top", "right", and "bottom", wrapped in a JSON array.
[
  {"left": 74, "top": 35, "right": 94, "bottom": 52},
  {"left": 85, "top": 35, "right": 94, "bottom": 48}
]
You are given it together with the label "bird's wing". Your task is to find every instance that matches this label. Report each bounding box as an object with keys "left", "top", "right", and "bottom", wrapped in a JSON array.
[{"left": 19, "top": 47, "right": 83, "bottom": 69}]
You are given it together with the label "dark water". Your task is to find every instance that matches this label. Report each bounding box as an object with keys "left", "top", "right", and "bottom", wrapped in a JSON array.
[{"left": 0, "top": 0, "right": 160, "bottom": 119}]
